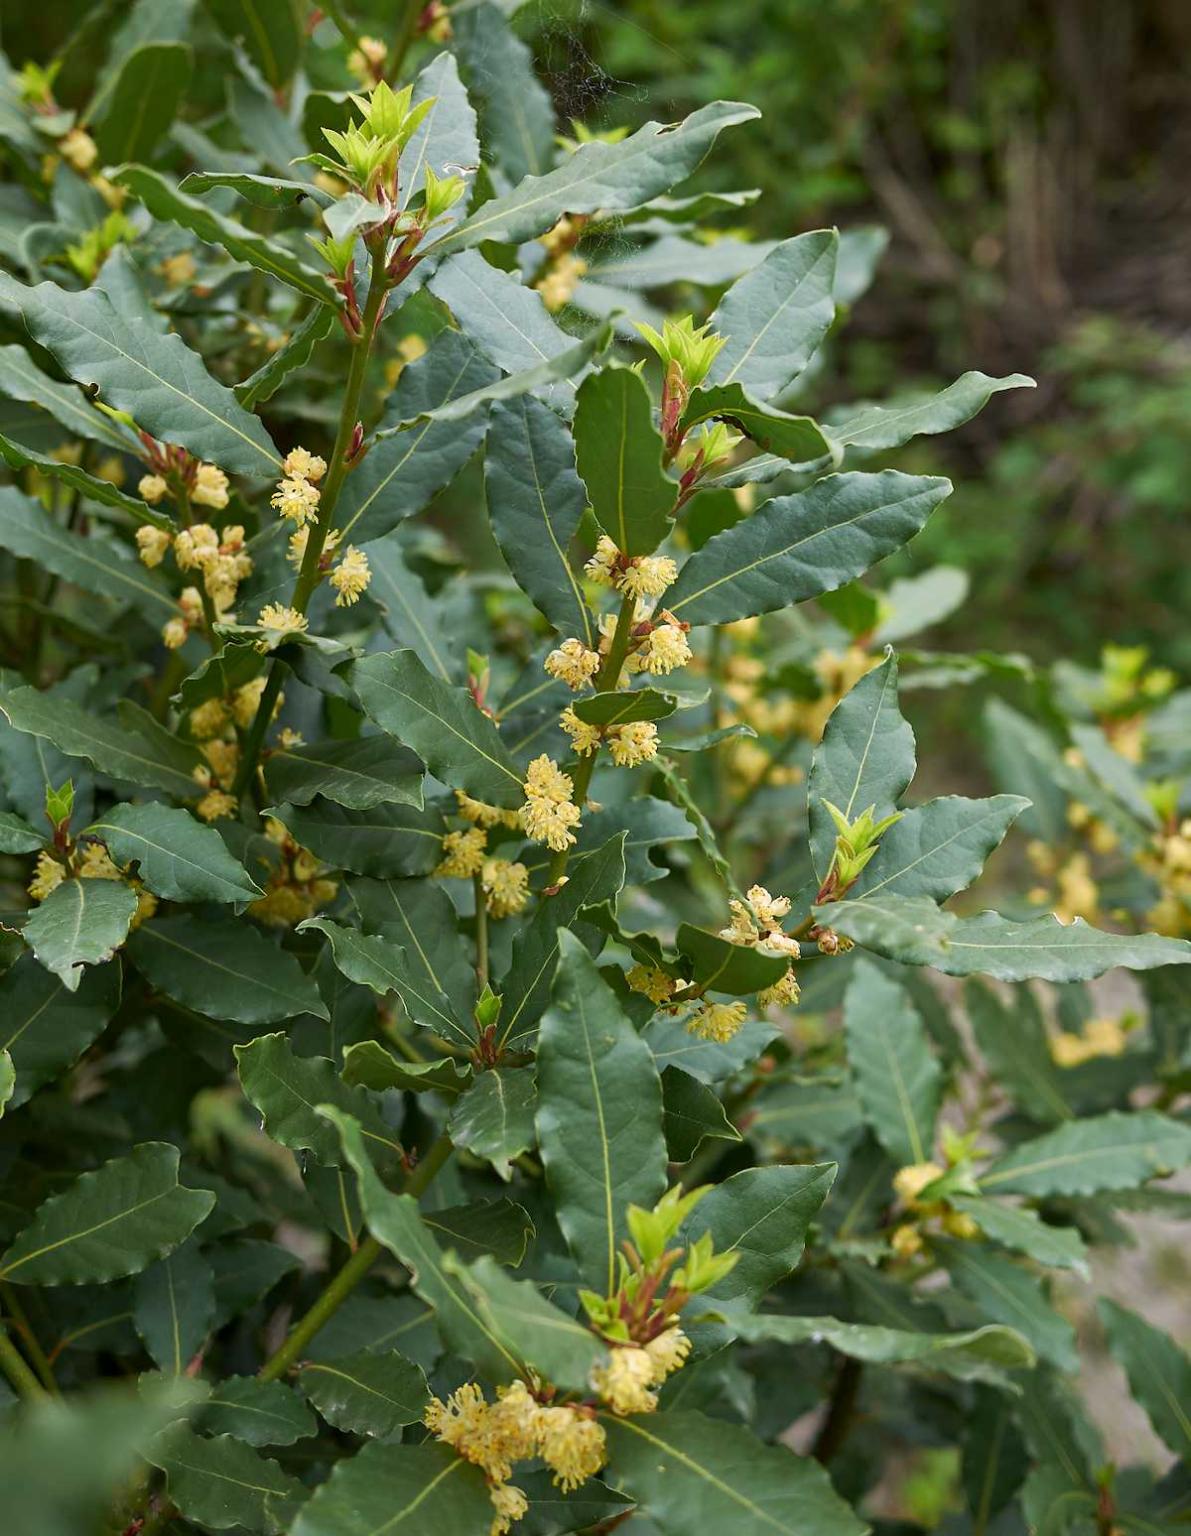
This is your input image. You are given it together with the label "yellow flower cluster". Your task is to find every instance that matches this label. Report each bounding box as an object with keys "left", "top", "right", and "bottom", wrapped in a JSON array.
[
  {"left": 1050, "top": 1015, "right": 1131, "bottom": 1067},
  {"left": 256, "top": 604, "right": 309, "bottom": 650},
  {"left": 719, "top": 884, "right": 801, "bottom": 1011},
  {"left": 425, "top": 1380, "right": 606, "bottom": 1533},
  {"left": 436, "top": 827, "right": 488, "bottom": 879},
  {"left": 249, "top": 818, "right": 338, "bottom": 927},
  {"left": 626, "top": 964, "right": 680, "bottom": 1005},
  {"left": 522, "top": 755, "right": 581, "bottom": 852},
  {"left": 687, "top": 999, "right": 747, "bottom": 1043},
  {"left": 559, "top": 711, "right": 658, "bottom": 768},
  {"left": 545, "top": 638, "right": 601, "bottom": 691},
  {"left": 590, "top": 1327, "right": 691, "bottom": 1416},
  {"left": 888, "top": 1161, "right": 978, "bottom": 1256},
  {"left": 329, "top": 545, "right": 371, "bottom": 606},
  {"left": 481, "top": 857, "right": 530, "bottom": 918},
  {"left": 630, "top": 621, "right": 692, "bottom": 677},
  {"left": 536, "top": 251, "right": 588, "bottom": 312},
  {"left": 137, "top": 509, "right": 254, "bottom": 646},
  {"left": 139, "top": 463, "right": 229, "bottom": 512},
  {"left": 270, "top": 448, "right": 326, "bottom": 528},
  {"left": 1140, "top": 818, "right": 1191, "bottom": 937},
  {"left": 1026, "top": 843, "right": 1100, "bottom": 924},
  {"left": 584, "top": 536, "right": 677, "bottom": 602}
]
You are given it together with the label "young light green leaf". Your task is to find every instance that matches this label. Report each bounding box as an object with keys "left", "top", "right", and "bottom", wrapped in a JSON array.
[
  {"left": 92, "top": 42, "right": 193, "bottom": 163},
  {"left": 0, "top": 954, "right": 119, "bottom": 1108},
  {"left": 430, "top": 251, "right": 582, "bottom": 411},
  {"left": 0, "top": 489, "right": 174, "bottom": 619},
  {"left": 147, "top": 1422, "right": 308, "bottom": 1534},
  {"left": 195, "top": 1377, "right": 317, "bottom": 1447},
  {"left": 844, "top": 960, "right": 941, "bottom": 1166},
  {"left": 822, "top": 897, "right": 1191, "bottom": 982},
  {"left": 732, "top": 1313, "right": 1035, "bottom": 1384},
  {"left": 573, "top": 366, "right": 674, "bottom": 556},
  {"left": 978, "top": 1110, "right": 1191, "bottom": 1196},
  {"left": 0, "top": 1142, "right": 214, "bottom": 1285},
  {"left": 235, "top": 1033, "right": 403, "bottom": 1169},
  {"left": 349, "top": 648, "right": 524, "bottom": 808},
  {"left": 0, "top": 275, "right": 280, "bottom": 478},
  {"left": 330, "top": 331, "right": 498, "bottom": 547},
  {"left": 662, "top": 1066, "right": 743, "bottom": 1162},
  {"left": 113, "top": 166, "right": 335, "bottom": 306},
  {"left": 830, "top": 372, "right": 1035, "bottom": 452},
  {"left": 1098, "top": 1300, "right": 1190, "bottom": 1460},
  {"left": 262, "top": 735, "right": 424, "bottom": 811},
  {"left": 291, "top": 1442, "right": 492, "bottom": 1536},
  {"left": 707, "top": 230, "right": 839, "bottom": 399},
  {"left": 23, "top": 877, "right": 138, "bottom": 990},
  {"left": 133, "top": 1237, "right": 215, "bottom": 1373},
  {"left": 603, "top": 1410, "right": 865, "bottom": 1536},
  {"left": 536, "top": 932, "right": 668, "bottom": 1293},
  {"left": 667, "top": 473, "right": 952, "bottom": 629},
  {"left": 87, "top": 802, "right": 262, "bottom": 905},
  {"left": 448, "top": 1068, "right": 537, "bottom": 1179},
  {"left": 939, "top": 1239, "right": 1077, "bottom": 1371},
  {"left": 850, "top": 794, "right": 1030, "bottom": 904},
  {"left": 485, "top": 394, "right": 595, "bottom": 645},
  {"left": 298, "top": 1350, "right": 429, "bottom": 1437},
  {"left": 431, "top": 101, "right": 760, "bottom": 256},
  {"left": 127, "top": 913, "right": 329, "bottom": 1024}
]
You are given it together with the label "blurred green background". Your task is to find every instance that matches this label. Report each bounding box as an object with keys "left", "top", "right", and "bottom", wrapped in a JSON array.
[{"left": 527, "top": 0, "right": 1191, "bottom": 673}]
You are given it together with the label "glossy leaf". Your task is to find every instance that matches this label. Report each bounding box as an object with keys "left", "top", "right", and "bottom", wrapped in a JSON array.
[
  {"left": 734, "top": 1312, "right": 1035, "bottom": 1383},
  {"left": 679, "top": 382, "right": 833, "bottom": 464},
  {"left": 303, "top": 917, "right": 469, "bottom": 1047},
  {"left": 291, "top": 1442, "right": 492, "bottom": 1536},
  {"left": 850, "top": 794, "right": 1030, "bottom": 904},
  {"left": 204, "top": 0, "right": 301, "bottom": 88},
  {"left": 573, "top": 366, "right": 674, "bottom": 555},
  {"left": 823, "top": 897, "right": 1191, "bottom": 981},
  {"left": 675, "top": 923, "right": 790, "bottom": 995},
  {"left": 603, "top": 1410, "right": 864, "bottom": 1536},
  {"left": 350, "top": 648, "right": 524, "bottom": 808},
  {"left": 662, "top": 1065, "right": 743, "bottom": 1162},
  {"left": 0, "top": 440, "right": 151, "bottom": 520},
  {"left": 270, "top": 799, "right": 445, "bottom": 878},
  {"left": 348, "top": 875, "right": 476, "bottom": 1036},
  {"left": 195, "top": 1377, "right": 317, "bottom": 1447},
  {"left": 0, "top": 955, "right": 119, "bottom": 1108},
  {"left": 708, "top": 230, "right": 839, "bottom": 399},
  {"left": 114, "top": 166, "right": 333, "bottom": 305},
  {"left": 978, "top": 1110, "right": 1191, "bottom": 1196},
  {"left": 830, "top": 372, "right": 1035, "bottom": 452},
  {"left": 148, "top": 1422, "right": 307, "bottom": 1533},
  {"left": 127, "top": 914, "right": 328, "bottom": 1024},
  {"left": 23, "top": 878, "right": 138, "bottom": 990},
  {"left": 843, "top": 960, "right": 941, "bottom": 1166},
  {"left": 133, "top": 1237, "right": 215, "bottom": 1373},
  {"left": 485, "top": 394, "right": 595, "bottom": 644},
  {"left": 366, "top": 533, "right": 457, "bottom": 680},
  {"left": 448, "top": 1068, "right": 537, "bottom": 1179},
  {"left": 536, "top": 932, "right": 668, "bottom": 1293},
  {"left": 298, "top": 1350, "right": 429, "bottom": 1437},
  {"left": 0, "top": 275, "right": 279, "bottom": 478},
  {"left": 236, "top": 1033, "right": 401, "bottom": 1169},
  {"left": 668, "top": 473, "right": 951, "bottom": 628},
  {"left": 0, "top": 344, "right": 138, "bottom": 453},
  {"left": 431, "top": 101, "right": 760, "bottom": 255},
  {"left": 87, "top": 802, "right": 262, "bottom": 905},
  {"left": 0, "top": 1142, "right": 214, "bottom": 1285},
  {"left": 262, "top": 735, "right": 424, "bottom": 811},
  {"left": 93, "top": 42, "right": 193, "bottom": 163}
]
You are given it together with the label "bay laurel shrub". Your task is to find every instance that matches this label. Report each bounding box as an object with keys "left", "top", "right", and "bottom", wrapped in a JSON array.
[{"left": 0, "top": 7, "right": 1187, "bottom": 1536}]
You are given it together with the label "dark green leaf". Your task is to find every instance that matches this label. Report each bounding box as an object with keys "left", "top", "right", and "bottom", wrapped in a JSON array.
[
  {"left": 963, "top": 1387, "right": 1029, "bottom": 1527},
  {"left": 0, "top": 275, "right": 279, "bottom": 478},
  {"left": 948, "top": 1195, "right": 1087, "bottom": 1274},
  {"left": 851, "top": 794, "right": 1029, "bottom": 903},
  {"left": 1098, "top": 1300, "right": 1191, "bottom": 1460},
  {"left": 733, "top": 1312, "right": 1035, "bottom": 1383},
  {"left": 23, "top": 877, "right": 137, "bottom": 990},
  {"left": 263, "top": 735, "right": 424, "bottom": 811},
  {"left": 342, "top": 1040, "right": 471, "bottom": 1097},
  {"left": 979, "top": 1111, "right": 1191, "bottom": 1196},
  {"left": 0, "top": 1142, "right": 214, "bottom": 1285},
  {"left": 365, "top": 533, "right": 457, "bottom": 680},
  {"left": 448, "top": 1068, "right": 537, "bottom": 1178},
  {"left": 235, "top": 305, "right": 336, "bottom": 409},
  {"left": 965, "top": 979, "right": 1072, "bottom": 1125},
  {"left": 668, "top": 473, "right": 951, "bottom": 628},
  {"left": 269, "top": 799, "right": 445, "bottom": 878},
  {"left": 204, "top": 0, "right": 301, "bottom": 88},
  {"left": 87, "top": 802, "right": 262, "bottom": 905},
  {"left": 830, "top": 372, "right": 1035, "bottom": 452},
  {"left": 148, "top": 1422, "right": 307, "bottom": 1533},
  {"left": 680, "top": 382, "right": 832, "bottom": 464},
  {"left": 662, "top": 1066, "right": 742, "bottom": 1162},
  {"left": 939, "top": 1238, "right": 1077, "bottom": 1371},
  {"left": 93, "top": 43, "right": 193, "bottom": 163},
  {"left": 127, "top": 914, "right": 328, "bottom": 1024},
  {"left": 133, "top": 1237, "right": 215, "bottom": 1373},
  {"left": 290, "top": 1442, "right": 493, "bottom": 1536},
  {"left": 0, "top": 344, "right": 139, "bottom": 454},
  {"left": 574, "top": 366, "right": 674, "bottom": 556},
  {"left": 485, "top": 394, "right": 595, "bottom": 644},
  {"left": 298, "top": 1350, "right": 429, "bottom": 1437},
  {"left": 195, "top": 1377, "right": 317, "bottom": 1447},
  {"left": 0, "top": 955, "right": 119, "bottom": 1107},
  {"left": 537, "top": 932, "right": 667, "bottom": 1292},
  {"left": 304, "top": 917, "right": 469, "bottom": 1047},
  {"left": 0, "top": 440, "right": 151, "bottom": 519},
  {"left": 425, "top": 1198, "right": 534, "bottom": 1268},
  {"left": 843, "top": 960, "right": 941, "bottom": 1166}
]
